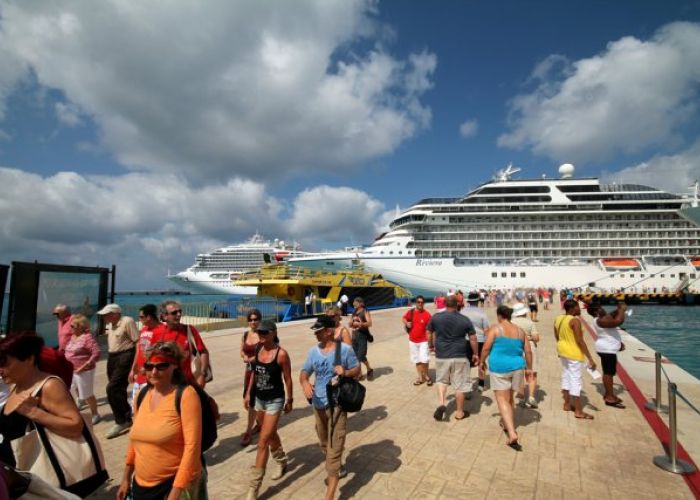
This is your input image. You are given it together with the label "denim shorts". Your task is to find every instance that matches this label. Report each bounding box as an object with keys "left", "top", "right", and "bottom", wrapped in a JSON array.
[{"left": 255, "top": 397, "right": 285, "bottom": 415}]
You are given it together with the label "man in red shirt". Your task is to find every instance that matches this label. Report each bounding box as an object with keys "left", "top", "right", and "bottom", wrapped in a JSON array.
[
  {"left": 151, "top": 300, "right": 210, "bottom": 387},
  {"left": 128, "top": 304, "right": 161, "bottom": 406},
  {"left": 402, "top": 296, "right": 433, "bottom": 386}
]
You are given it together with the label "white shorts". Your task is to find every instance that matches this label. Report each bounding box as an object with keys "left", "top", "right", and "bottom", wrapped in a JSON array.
[
  {"left": 409, "top": 341, "right": 429, "bottom": 364},
  {"left": 560, "top": 357, "right": 584, "bottom": 397},
  {"left": 71, "top": 369, "right": 96, "bottom": 400}
]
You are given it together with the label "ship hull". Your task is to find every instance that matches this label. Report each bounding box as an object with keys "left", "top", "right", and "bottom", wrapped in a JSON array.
[{"left": 167, "top": 273, "right": 257, "bottom": 295}]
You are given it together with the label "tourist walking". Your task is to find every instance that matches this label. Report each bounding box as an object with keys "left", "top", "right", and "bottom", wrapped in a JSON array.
[
  {"left": 460, "top": 292, "right": 490, "bottom": 392},
  {"left": 327, "top": 305, "right": 352, "bottom": 345},
  {"left": 511, "top": 303, "right": 540, "bottom": 408},
  {"left": 300, "top": 315, "right": 360, "bottom": 500},
  {"left": 129, "top": 304, "right": 161, "bottom": 408},
  {"left": 240, "top": 309, "right": 262, "bottom": 446},
  {"left": 350, "top": 297, "right": 374, "bottom": 380},
  {"left": 244, "top": 320, "right": 293, "bottom": 499},
  {"left": 100, "top": 303, "right": 139, "bottom": 439},
  {"left": 152, "top": 300, "right": 210, "bottom": 388},
  {"left": 63, "top": 313, "right": 102, "bottom": 424},
  {"left": 117, "top": 342, "right": 205, "bottom": 500},
  {"left": 555, "top": 300, "right": 597, "bottom": 419},
  {"left": 480, "top": 305, "right": 533, "bottom": 451},
  {"left": 52, "top": 304, "right": 73, "bottom": 351},
  {"left": 586, "top": 302, "right": 627, "bottom": 408},
  {"left": 340, "top": 293, "right": 349, "bottom": 316},
  {"left": 527, "top": 290, "right": 539, "bottom": 322},
  {"left": 402, "top": 296, "right": 432, "bottom": 386},
  {"left": 427, "top": 295, "right": 477, "bottom": 421}
]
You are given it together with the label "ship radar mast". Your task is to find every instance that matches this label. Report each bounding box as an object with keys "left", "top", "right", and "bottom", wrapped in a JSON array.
[{"left": 493, "top": 163, "right": 521, "bottom": 182}]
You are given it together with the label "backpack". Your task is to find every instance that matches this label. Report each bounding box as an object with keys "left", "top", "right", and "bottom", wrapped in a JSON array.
[{"left": 137, "top": 384, "right": 218, "bottom": 452}]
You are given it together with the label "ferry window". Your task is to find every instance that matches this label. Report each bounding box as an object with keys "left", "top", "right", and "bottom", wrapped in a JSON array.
[
  {"left": 492, "top": 272, "right": 497, "bottom": 278},
  {"left": 501, "top": 272, "right": 507, "bottom": 278},
  {"left": 520, "top": 272, "right": 526, "bottom": 277},
  {"left": 511, "top": 272, "right": 516, "bottom": 278}
]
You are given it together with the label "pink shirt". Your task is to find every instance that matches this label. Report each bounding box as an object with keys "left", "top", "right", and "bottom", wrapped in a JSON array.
[
  {"left": 57, "top": 315, "right": 73, "bottom": 351},
  {"left": 63, "top": 332, "right": 101, "bottom": 370}
]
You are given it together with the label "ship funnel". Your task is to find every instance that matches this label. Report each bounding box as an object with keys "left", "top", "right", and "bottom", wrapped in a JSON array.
[{"left": 558, "top": 163, "right": 575, "bottom": 178}]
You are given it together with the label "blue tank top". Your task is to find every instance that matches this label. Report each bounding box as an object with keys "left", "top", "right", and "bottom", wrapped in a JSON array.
[{"left": 489, "top": 325, "right": 526, "bottom": 374}]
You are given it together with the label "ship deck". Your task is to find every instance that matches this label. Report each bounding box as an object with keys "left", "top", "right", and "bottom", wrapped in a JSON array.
[{"left": 89, "top": 304, "right": 698, "bottom": 498}]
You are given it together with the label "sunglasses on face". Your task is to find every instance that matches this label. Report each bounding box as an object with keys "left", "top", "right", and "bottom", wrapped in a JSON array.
[
  {"left": 143, "top": 362, "right": 171, "bottom": 371},
  {"left": 249, "top": 318, "right": 260, "bottom": 322},
  {"left": 167, "top": 310, "right": 182, "bottom": 316}
]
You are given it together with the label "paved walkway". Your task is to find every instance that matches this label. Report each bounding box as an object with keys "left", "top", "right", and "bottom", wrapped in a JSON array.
[{"left": 88, "top": 304, "right": 694, "bottom": 499}]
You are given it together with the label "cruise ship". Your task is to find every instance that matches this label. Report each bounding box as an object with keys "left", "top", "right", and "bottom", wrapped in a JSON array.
[
  {"left": 168, "top": 234, "right": 306, "bottom": 294},
  {"left": 307, "top": 164, "right": 700, "bottom": 297}
]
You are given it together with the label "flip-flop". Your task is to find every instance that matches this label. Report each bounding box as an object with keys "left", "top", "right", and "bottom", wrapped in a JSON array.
[
  {"left": 433, "top": 405, "right": 446, "bottom": 421},
  {"left": 240, "top": 431, "right": 252, "bottom": 446},
  {"left": 507, "top": 439, "right": 523, "bottom": 451},
  {"left": 605, "top": 400, "right": 626, "bottom": 409},
  {"left": 426, "top": 379, "right": 434, "bottom": 386},
  {"left": 454, "top": 411, "right": 469, "bottom": 420},
  {"left": 413, "top": 380, "right": 424, "bottom": 386},
  {"left": 575, "top": 413, "right": 595, "bottom": 420}
]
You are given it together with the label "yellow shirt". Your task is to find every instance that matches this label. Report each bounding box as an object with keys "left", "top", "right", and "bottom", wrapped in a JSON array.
[{"left": 555, "top": 314, "right": 585, "bottom": 361}]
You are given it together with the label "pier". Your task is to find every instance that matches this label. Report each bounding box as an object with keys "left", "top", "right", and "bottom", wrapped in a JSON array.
[
  {"left": 87, "top": 303, "right": 698, "bottom": 498},
  {"left": 575, "top": 291, "right": 700, "bottom": 305}
]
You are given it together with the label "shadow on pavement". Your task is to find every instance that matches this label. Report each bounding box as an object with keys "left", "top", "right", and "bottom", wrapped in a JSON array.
[
  {"left": 206, "top": 435, "right": 246, "bottom": 466},
  {"left": 258, "top": 443, "right": 324, "bottom": 499},
  {"left": 347, "top": 405, "right": 388, "bottom": 433},
  {"left": 369, "top": 366, "right": 393, "bottom": 380},
  {"left": 216, "top": 411, "right": 239, "bottom": 429},
  {"left": 340, "top": 439, "right": 402, "bottom": 499}
]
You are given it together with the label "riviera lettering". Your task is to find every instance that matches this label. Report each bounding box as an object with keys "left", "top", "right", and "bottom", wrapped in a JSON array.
[{"left": 416, "top": 259, "right": 442, "bottom": 266}]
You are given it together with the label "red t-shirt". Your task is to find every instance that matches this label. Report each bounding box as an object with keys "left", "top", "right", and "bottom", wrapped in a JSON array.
[
  {"left": 133, "top": 325, "right": 158, "bottom": 385},
  {"left": 151, "top": 323, "right": 207, "bottom": 383},
  {"left": 403, "top": 308, "right": 432, "bottom": 343}
]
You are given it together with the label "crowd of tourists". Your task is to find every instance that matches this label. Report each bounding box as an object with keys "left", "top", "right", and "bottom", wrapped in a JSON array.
[{"left": 0, "top": 289, "right": 628, "bottom": 499}]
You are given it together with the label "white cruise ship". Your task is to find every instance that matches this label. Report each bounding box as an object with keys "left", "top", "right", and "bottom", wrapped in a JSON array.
[
  {"left": 355, "top": 164, "right": 700, "bottom": 297},
  {"left": 168, "top": 234, "right": 306, "bottom": 294}
]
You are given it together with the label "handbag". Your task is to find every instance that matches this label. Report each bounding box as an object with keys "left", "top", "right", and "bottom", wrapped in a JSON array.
[
  {"left": 187, "top": 326, "right": 213, "bottom": 383},
  {"left": 1, "top": 461, "right": 80, "bottom": 500},
  {"left": 10, "top": 377, "right": 108, "bottom": 498},
  {"left": 329, "top": 341, "right": 365, "bottom": 413}
]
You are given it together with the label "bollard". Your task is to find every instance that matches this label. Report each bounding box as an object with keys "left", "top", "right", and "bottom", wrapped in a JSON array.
[
  {"left": 653, "top": 383, "right": 696, "bottom": 474},
  {"left": 645, "top": 352, "right": 662, "bottom": 412}
]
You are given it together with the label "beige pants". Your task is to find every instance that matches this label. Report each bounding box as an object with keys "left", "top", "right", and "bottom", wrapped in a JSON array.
[{"left": 314, "top": 407, "right": 347, "bottom": 477}]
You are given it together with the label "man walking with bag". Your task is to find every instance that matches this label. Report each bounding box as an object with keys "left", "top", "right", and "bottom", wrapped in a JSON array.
[{"left": 300, "top": 315, "right": 360, "bottom": 500}]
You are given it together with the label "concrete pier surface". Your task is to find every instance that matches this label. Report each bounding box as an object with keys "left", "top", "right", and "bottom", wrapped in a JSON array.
[{"left": 88, "top": 304, "right": 698, "bottom": 499}]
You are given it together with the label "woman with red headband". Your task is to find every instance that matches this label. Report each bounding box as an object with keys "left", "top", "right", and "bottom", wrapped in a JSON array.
[{"left": 117, "top": 342, "right": 204, "bottom": 500}]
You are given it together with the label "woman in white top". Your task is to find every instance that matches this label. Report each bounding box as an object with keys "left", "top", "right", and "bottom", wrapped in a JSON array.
[{"left": 586, "top": 302, "right": 626, "bottom": 408}]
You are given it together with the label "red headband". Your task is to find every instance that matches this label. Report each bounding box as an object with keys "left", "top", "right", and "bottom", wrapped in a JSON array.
[{"left": 147, "top": 354, "right": 178, "bottom": 365}]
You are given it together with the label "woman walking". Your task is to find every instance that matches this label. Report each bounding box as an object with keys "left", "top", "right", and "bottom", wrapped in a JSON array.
[
  {"left": 117, "top": 342, "right": 204, "bottom": 499},
  {"left": 480, "top": 305, "right": 532, "bottom": 451},
  {"left": 244, "top": 320, "right": 293, "bottom": 499},
  {"left": 349, "top": 297, "right": 374, "bottom": 380},
  {"left": 326, "top": 305, "right": 352, "bottom": 345},
  {"left": 63, "top": 313, "right": 102, "bottom": 424},
  {"left": 240, "top": 309, "right": 262, "bottom": 446}
]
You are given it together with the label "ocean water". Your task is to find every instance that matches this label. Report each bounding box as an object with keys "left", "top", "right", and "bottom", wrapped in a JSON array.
[{"left": 622, "top": 305, "right": 700, "bottom": 380}]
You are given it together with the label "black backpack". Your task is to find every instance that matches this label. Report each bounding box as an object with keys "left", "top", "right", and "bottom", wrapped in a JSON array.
[
  {"left": 137, "top": 384, "right": 218, "bottom": 452},
  {"left": 327, "top": 341, "right": 365, "bottom": 413}
]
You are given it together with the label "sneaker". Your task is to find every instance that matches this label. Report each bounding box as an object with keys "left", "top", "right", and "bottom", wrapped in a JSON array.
[
  {"left": 525, "top": 397, "right": 538, "bottom": 409},
  {"left": 91, "top": 414, "right": 102, "bottom": 425},
  {"left": 106, "top": 420, "right": 132, "bottom": 439}
]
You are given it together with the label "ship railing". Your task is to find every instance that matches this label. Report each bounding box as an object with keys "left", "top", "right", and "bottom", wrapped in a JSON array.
[{"left": 645, "top": 352, "right": 699, "bottom": 474}]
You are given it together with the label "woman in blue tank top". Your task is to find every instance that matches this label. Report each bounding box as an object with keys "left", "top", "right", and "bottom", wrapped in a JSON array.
[{"left": 480, "top": 305, "right": 533, "bottom": 451}]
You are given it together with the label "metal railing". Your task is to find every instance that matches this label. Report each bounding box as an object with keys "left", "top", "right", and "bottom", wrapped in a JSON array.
[{"left": 645, "top": 352, "right": 698, "bottom": 474}]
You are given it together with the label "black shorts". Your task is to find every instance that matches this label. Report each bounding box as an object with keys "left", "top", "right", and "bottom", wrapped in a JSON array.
[
  {"left": 598, "top": 352, "right": 617, "bottom": 376},
  {"left": 529, "top": 304, "right": 538, "bottom": 312}
]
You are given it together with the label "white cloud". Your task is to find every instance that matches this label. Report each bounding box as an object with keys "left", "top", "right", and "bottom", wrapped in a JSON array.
[
  {"left": 0, "top": 167, "right": 389, "bottom": 288},
  {"left": 0, "top": 1, "right": 436, "bottom": 182},
  {"left": 601, "top": 138, "right": 700, "bottom": 195},
  {"left": 55, "top": 101, "right": 82, "bottom": 127},
  {"left": 499, "top": 22, "right": 700, "bottom": 163},
  {"left": 459, "top": 119, "right": 478, "bottom": 138}
]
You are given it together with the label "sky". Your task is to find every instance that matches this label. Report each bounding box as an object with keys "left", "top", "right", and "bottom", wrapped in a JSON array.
[{"left": 1, "top": 0, "right": 700, "bottom": 290}]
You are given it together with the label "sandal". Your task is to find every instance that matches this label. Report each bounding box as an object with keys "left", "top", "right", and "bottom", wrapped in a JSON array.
[
  {"left": 413, "top": 379, "right": 425, "bottom": 386},
  {"left": 240, "top": 431, "right": 252, "bottom": 446},
  {"left": 506, "top": 439, "right": 523, "bottom": 451},
  {"left": 605, "top": 400, "right": 626, "bottom": 409},
  {"left": 367, "top": 369, "right": 375, "bottom": 381},
  {"left": 426, "top": 379, "right": 434, "bottom": 386}
]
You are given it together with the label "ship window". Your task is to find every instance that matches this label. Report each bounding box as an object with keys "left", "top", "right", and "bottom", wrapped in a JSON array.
[
  {"left": 660, "top": 274, "right": 665, "bottom": 278},
  {"left": 670, "top": 274, "right": 675, "bottom": 278},
  {"left": 629, "top": 274, "right": 634, "bottom": 278},
  {"left": 501, "top": 272, "right": 507, "bottom": 278},
  {"left": 510, "top": 272, "right": 516, "bottom": 278},
  {"left": 390, "top": 251, "right": 394, "bottom": 255},
  {"left": 380, "top": 251, "right": 384, "bottom": 255},
  {"left": 398, "top": 251, "right": 403, "bottom": 255},
  {"left": 640, "top": 274, "right": 645, "bottom": 278},
  {"left": 691, "top": 274, "right": 697, "bottom": 279},
  {"left": 520, "top": 272, "right": 526, "bottom": 277},
  {"left": 492, "top": 272, "right": 497, "bottom": 278},
  {"left": 620, "top": 274, "right": 625, "bottom": 278}
]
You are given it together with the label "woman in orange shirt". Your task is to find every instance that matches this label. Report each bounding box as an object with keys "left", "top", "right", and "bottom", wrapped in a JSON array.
[{"left": 117, "top": 342, "right": 203, "bottom": 500}]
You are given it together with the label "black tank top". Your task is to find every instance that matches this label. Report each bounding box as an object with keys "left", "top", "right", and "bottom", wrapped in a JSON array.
[
  {"left": 254, "top": 347, "right": 285, "bottom": 401},
  {"left": 0, "top": 402, "right": 32, "bottom": 467}
]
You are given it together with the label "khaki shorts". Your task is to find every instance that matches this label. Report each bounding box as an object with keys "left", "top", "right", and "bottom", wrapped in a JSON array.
[
  {"left": 490, "top": 369, "right": 525, "bottom": 391},
  {"left": 435, "top": 358, "right": 471, "bottom": 392}
]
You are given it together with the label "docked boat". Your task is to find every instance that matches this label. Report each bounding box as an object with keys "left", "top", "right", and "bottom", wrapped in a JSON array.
[
  {"left": 351, "top": 164, "right": 700, "bottom": 296},
  {"left": 167, "top": 233, "right": 307, "bottom": 294}
]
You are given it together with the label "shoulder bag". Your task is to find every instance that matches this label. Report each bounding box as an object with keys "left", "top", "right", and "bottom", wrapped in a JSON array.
[
  {"left": 10, "top": 377, "right": 108, "bottom": 498},
  {"left": 187, "top": 326, "right": 213, "bottom": 383}
]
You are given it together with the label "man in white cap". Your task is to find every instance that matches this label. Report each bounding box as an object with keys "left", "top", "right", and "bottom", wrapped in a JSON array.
[
  {"left": 511, "top": 302, "right": 540, "bottom": 408},
  {"left": 98, "top": 303, "right": 139, "bottom": 438}
]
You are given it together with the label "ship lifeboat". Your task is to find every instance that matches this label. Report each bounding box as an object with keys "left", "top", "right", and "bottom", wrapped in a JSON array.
[
  {"left": 691, "top": 257, "right": 700, "bottom": 270},
  {"left": 600, "top": 258, "right": 642, "bottom": 270}
]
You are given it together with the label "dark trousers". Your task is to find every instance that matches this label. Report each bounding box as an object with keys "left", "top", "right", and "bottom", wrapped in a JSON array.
[{"left": 107, "top": 349, "right": 135, "bottom": 424}]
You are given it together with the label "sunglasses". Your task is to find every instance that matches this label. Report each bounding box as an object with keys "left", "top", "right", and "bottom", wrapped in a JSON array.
[
  {"left": 249, "top": 317, "right": 260, "bottom": 322},
  {"left": 167, "top": 309, "right": 182, "bottom": 316},
  {"left": 143, "top": 362, "right": 171, "bottom": 371}
]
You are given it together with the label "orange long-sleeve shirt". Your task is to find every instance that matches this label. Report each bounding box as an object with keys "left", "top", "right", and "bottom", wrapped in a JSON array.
[{"left": 125, "top": 386, "right": 202, "bottom": 489}]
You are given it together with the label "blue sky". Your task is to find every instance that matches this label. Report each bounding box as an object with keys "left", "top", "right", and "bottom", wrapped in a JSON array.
[{"left": 1, "top": 0, "right": 699, "bottom": 289}]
